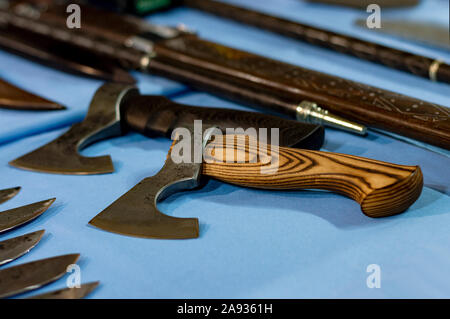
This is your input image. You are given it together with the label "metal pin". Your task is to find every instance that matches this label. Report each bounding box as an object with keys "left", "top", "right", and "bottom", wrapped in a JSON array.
[{"left": 296, "top": 101, "right": 367, "bottom": 135}]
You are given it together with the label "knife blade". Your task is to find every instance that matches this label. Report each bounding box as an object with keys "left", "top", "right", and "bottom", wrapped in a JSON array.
[
  {"left": 0, "top": 253, "right": 80, "bottom": 298},
  {"left": 0, "top": 187, "right": 20, "bottom": 204},
  {"left": 0, "top": 230, "right": 45, "bottom": 266},
  {"left": 0, "top": 198, "right": 55, "bottom": 233},
  {"left": 26, "top": 281, "right": 99, "bottom": 299},
  {"left": 355, "top": 19, "right": 450, "bottom": 50}
]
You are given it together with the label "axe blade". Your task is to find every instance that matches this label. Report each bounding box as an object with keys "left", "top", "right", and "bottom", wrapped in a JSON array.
[
  {"left": 9, "top": 126, "right": 115, "bottom": 175},
  {"left": 89, "top": 128, "right": 214, "bottom": 239},
  {"left": 89, "top": 159, "right": 200, "bottom": 239},
  {"left": 88, "top": 173, "right": 200, "bottom": 239},
  {"left": 9, "top": 83, "right": 139, "bottom": 175}
]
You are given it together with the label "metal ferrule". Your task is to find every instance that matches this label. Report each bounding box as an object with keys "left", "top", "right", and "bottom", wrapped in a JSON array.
[
  {"left": 296, "top": 101, "right": 367, "bottom": 135},
  {"left": 124, "top": 36, "right": 154, "bottom": 54}
]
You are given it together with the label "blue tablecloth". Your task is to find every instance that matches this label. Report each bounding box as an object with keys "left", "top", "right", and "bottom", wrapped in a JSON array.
[{"left": 0, "top": 0, "right": 449, "bottom": 298}]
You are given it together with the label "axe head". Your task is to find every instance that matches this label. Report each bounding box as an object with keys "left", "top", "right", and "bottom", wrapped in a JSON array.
[
  {"left": 9, "top": 83, "right": 139, "bottom": 175},
  {"left": 88, "top": 128, "right": 214, "bottom": 239}
]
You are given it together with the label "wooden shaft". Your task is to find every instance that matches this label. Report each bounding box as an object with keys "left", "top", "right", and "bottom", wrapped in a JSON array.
[{"left": 201, "top": 136, "right": 423, "bottom": 217}]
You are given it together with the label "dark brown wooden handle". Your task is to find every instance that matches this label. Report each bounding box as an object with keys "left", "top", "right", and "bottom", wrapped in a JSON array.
[
  {"left": 123, "top": 95, "right": 324, "bottom": 150},
  {"left": 153, "top": 36, "right": 450, "bottom": 150},
  {"left": 202, "top": 136, "right": 423, "bottom": 217}
]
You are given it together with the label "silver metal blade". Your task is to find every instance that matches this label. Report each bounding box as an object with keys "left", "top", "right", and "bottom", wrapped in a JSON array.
[
  {"left": 0, "top": 198, "right": 55, "bottom": 233},
  {"left": 0, "top": 187, "right": 21, "bottom": 205},
  {"left": 26, "top": 281, "right": 99, "bottom": 299},
  {"left": 355, "top": 19, "right": 450, "bottom": 49},
  {"left": 0, "top": 254, "right": 80, "bottom": 298},
  {"left": 0, "top": 230, "right": 45, "bottom": 266}
]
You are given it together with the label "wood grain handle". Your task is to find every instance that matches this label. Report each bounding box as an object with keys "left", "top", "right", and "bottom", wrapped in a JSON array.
[{"left": 202, "top": 136, "right": 423, "bottom": 217}]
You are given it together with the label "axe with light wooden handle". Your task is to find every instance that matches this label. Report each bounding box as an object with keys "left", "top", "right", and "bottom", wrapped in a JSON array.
[{"left": 89, "top": 131, "right": 423, "bottom": 239}]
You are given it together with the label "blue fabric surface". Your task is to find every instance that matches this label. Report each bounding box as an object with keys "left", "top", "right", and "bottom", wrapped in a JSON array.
[
  {"left": 0, "top": 0, "right": 449, "bottom": 298},
  {"left": 0, "top": 117, "right": 449, "bottom": 298}
]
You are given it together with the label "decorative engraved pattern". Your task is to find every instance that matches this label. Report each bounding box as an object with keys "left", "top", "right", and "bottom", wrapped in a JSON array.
[
  {"left": 185, "top": 0, "right": 449, "bottom": 83},
  {"left": 159, "top": 37, "right": 449, "bottom": 124}
]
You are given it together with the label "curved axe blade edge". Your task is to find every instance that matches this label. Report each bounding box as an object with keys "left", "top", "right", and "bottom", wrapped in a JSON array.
[
  {"left": 9, "top": 84, "right": 138, "bottom": 175},
  {"left": 89, "top": 127, "right": 217, "bottom": 239}
]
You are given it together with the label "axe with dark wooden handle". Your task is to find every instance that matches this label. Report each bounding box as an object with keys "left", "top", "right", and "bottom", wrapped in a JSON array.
[
  {"left": 89, "top": 132, "right": 423, "bottom": 239},
  {"left": 9, "top": 83, "right": 324, "bottom": 175}
]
